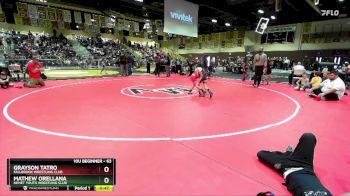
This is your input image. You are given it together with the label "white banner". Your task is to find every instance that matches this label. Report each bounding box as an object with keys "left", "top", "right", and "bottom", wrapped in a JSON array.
[
  {"left": 30, "top": 18, "right": 38, "bottom": 26},
  {"left": 37, "top": 6, "right": 47, "bottom": 19},
  {"left": 47, "top": 8, "right": 57, "bottom": 21},
  {"left": 74, "top": 11, "right": 82, "bottom": 24},
  {"left": 100, "top": 15, "right": 106, "bottom": 27},
  {"left": 58, "top": 20, "right": 65, "bottom": 29},
  {"left": 38, "top": 18, "right": 45, "bottom": 27},
  {"left": 27, "top": 4, "right": 38, "bottom": 19},
  {"left": 129, "top": 21, "right": 134, "bottom": 32},
  {"left": 123, "top": 20, "right": 130, "bottom": 31},
  {"left": 106, "top": 17, "right": 115, "bottom": 28},
  {"left": 117, "top": 19, "right": 124, "bottom": 30},
  {"left": 84, "top": 13, "right": 91, "bottom": 25},
  {"left": 63, "top": 10, "right": 71, "bottom": 22},
  {"left": 134, "top": 22, "right": 139, "bottom": 32},
  {"left": 266, "top": 26, "right": 296, "bottom": 33}
]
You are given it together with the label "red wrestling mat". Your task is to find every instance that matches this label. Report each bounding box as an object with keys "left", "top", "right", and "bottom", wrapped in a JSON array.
[{"left": 0, "top": 75, "right": 349, "bottom": 195}]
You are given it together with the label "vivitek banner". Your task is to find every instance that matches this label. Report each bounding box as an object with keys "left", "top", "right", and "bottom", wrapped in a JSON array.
[{"left": 164, "top": 0, "right": 198, "bottom": 37}]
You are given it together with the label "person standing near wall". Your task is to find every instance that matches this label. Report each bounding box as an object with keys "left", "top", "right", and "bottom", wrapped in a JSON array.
[
  {"left": 146, "top": 57, "right": 151, "bottom": 74},
  {"left": 264, "top": 59, "right": 273, "bottom": 85},
  {"left": 154, "top": 53, "right": 161, "bottom": 77},
  {"left": 119, "top": 51, "right": 127, "bottom": 77},
  {"left": 242, "top": 57, "right": 250, "bottom": 82},
  {"left": 253, "top": 47, "right": 268, "bottom": 87},
  {"left": 164, "top": 53, "right": 171, "bottom": 77}
]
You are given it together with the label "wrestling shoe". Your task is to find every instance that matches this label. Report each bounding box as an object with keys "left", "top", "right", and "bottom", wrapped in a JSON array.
[
  {"left": 208, "top": 90, "right": 213, "bottom": 99},
  {"left": 199, "top": 89, "right": 206, "bottom": 97},
  {"left": 309, "top": 94, "right": 317, "bottom": 98}
]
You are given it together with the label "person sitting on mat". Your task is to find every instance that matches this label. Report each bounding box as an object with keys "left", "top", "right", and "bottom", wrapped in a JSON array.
[
  {"left": 24, "top": 56, "right": 45, "bottom": 88},
  {"left": 304, "top": 72, "right": 322, "bottom": 91},
  {"left": 306, "top": 70, "right": 345, "bottom": 101},
  {"left": 289, "top": 62, "right": 306, "bottom": 85},
  {"left": 294, "top": 73, "right": 309, "bottom": 91},
  {"left": 0, "top": 71, "right": 10, "bottom": 89},
  {"left": 257, "top": 133, "right": 332, "bottom": 196}
]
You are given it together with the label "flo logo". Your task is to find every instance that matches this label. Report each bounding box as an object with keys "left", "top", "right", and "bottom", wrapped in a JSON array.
[
  {"left": 121, "top": 85, "right": 196, "bottom": 99},
  {"left": 321, "top": 10, "right": 339, "bottom": 16},
  {"left": 130, "top": 87, "right": 190, "bottom": 95}
]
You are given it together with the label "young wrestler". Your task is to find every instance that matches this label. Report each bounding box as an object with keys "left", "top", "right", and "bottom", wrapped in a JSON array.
[
  {"left": 188, "top": 67, "right": 203, "bottom": 95},
  {"left": 295, "top": 73, "right": 309, "bottom": 91},
  {"left": 198, "top": 57, "right": 213, "bottom": 98}
]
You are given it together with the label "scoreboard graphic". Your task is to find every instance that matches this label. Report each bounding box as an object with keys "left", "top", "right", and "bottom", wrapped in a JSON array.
[{"left": 7, "top": 158, "right": 116, "bottom": 191}]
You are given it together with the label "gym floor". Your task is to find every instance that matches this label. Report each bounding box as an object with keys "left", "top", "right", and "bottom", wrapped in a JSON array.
[{"left": 1, "top": 75, "right": 349, "bottom": 195}]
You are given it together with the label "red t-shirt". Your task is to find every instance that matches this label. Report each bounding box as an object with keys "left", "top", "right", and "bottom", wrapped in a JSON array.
[{"left": 28, "top": 61, "right": 43, "bottom": 79}]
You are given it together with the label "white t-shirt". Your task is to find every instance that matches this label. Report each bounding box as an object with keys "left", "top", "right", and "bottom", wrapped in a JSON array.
[
  {"left": 253, "top": 53, "right": 267, "bottom": 66},
  {"left": 321, "top": 77, "right": 346, "bottom": 99},
  {"left": 293, "top": 65, "right": 306, "bottom": 76}
]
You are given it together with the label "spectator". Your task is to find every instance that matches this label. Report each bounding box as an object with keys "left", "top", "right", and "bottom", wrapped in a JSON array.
[
  {"left": 163, "top": 54, "right": 171, "bottom": 77},
  {"left": 242, "top": 57, "right": 249, "bottom": 82},
  {"left": 294, "top": 73, "right": 309, "bottom": 91},
  {"left": 0, "top": 71, "right": 10, "bottom": 89},
  {"left": 24, "top": 56, "right": 45, "bottom": 88},
  {"left": 146, "top": 58, "right": 151, "bottom": 74},
  {"left": 288, "top": 62, "right": 306, "bottom": 85},
  {"left": 257, "top": 133, "right": 332, "bottom": 195},
  {"left": 127, "top": 52, "right": 134, "bottom": 76},
  {"left": 119, "top": 51, "right": 128, "bottom": 77},
  {"left": 264, "top": 60, "right": 273, "bottom": 85},
  {"left": 307, "top": 70, "right": 346, "bottom": 101},
  {"left": 304, "top": 72, "right": 322, "bottom": 90},
  {"left": 283, "top": 57, "right": 290, "bottom": 70},
  {"left": 154, "top": 53, "right": 161, "bottom": 77},
  {"left": 309, "top": 61, "right": 320, "bottom": 81},
  {"left": 8, "top": 63, "right": 21, "bottom": 81},
  {"left": 343, "top": 61, "right": 350, "bottom": 87}
]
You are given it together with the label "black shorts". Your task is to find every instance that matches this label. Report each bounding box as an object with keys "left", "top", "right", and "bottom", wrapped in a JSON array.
[
  {"left": 266, "top": 68, "right": 272, "bottom": 75},
  {"left": 199, "top": 76, "right": 208, "bottom": 83}
]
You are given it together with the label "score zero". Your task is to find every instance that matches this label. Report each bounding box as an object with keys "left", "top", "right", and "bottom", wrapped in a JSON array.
[
  {"left": 103, "top": 166, "right": 110, "bottom": 184},
  {"left": 321, "top": 10, "right": 339, "bottom": 16}
]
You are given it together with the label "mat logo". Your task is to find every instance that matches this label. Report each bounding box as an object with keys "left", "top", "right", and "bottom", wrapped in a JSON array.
[
  {"left": 130, "top": 87, "right": 191, "bottom": 95},
  {"left": 170, "top": 11, "right": 193, "bottom": 24}
]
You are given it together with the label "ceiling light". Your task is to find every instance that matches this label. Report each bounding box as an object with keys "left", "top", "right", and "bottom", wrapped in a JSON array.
[
  {"left": 258, "top": 9, "right": 264, "bottom": 14},
  {"left": 271, "top": 15, "right": 276, "bottom": 20},
  {"left": 135, "top": 0, "right": 143, "bottom": 2},
  {"left": 225, "top": 23, "right": 231, "bottom": 27},
  {"left": 211, "top": 19, "right": 217, "bottom": 23},
  {"left": 338, "top": 0, "right": 344, "bottom": 2}
]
